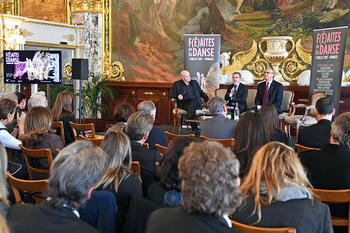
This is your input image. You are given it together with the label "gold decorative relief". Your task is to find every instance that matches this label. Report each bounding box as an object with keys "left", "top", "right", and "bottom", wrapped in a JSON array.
[
  {"left": 71, "top": 0, "right": 103, "bottom": 13},
  {"left": 62, "top": 34, "right": 75, "bottom": 42},
  {"left": 104, "top": 61, "right": 125, "bottom": 81},
  {"left": 0, "top": 1, "right": 14, "bottom": 14},
  {"left": 64, "top": 62, "right": 72, "bottom": 80},
  {"left": 295, "top": 39, "right": 312, "bottom": 65},
  {"left": 246, "top": 55, "right": 270, "bottom": 81},
  {"left": 19, "top": 28, "right": 33, "bottom": 38}
]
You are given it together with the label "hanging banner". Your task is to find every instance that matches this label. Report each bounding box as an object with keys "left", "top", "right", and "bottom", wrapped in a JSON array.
[
  {"left": 184, "top": 34, "right": 221, "bottom": 87},
  {"left": 309, "top": 26, "right": 348, "bottom": 115}
]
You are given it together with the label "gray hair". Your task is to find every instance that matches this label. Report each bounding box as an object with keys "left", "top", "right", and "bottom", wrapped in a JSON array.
[
  {"left": 28, "top": 91, "right": 48, "bottom": 109},
  {"left": 48, "top": 141, "right": 107, "bottom": 209},
  {"left": 0, "top": 142, "right": 8, "bottom": 200},
  {"left": 137, "top": 101, "right": 156, "bottom": 116},
  {"left": 1, "top": 93, "right": 18, "bottom": 105},
  {"left": 125, "top": 111, "right": 154, "bottom": 141},
  {"left": 208, "top": 97, "right": 226, "bottom": 115},
  {"left": 332, "top": 112, "right": 350, "bottom": 149}
]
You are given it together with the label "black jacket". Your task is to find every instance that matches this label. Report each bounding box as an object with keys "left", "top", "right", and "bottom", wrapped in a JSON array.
[
  {"left": 255, "top": 80, "right": 283, "bottom": 114},
  {"left": 297, "top": 119, "right": 331, "bottom": 148},
  {"left": 225, "top": 83, "right": 248, "bottom": 113}
]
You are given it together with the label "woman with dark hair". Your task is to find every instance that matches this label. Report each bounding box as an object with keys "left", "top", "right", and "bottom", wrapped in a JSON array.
[
  {"left": 232, "top": 142, "right": 333, "bottom": 233},
  {"left": 233, "top": 112, "right": 268, "bottom": 177},
  {"left": 147, "top": 136, "right": 197, "bottom": 207},
  {"left": 107, "top": 103, "right": 134, "bottom": 133},
  {"left": 259, "top": 103, "right": 288, "bottom": 145},
  {"left": 15, "top": 92, "right": 26, "bottom": 111},
  {"left": 51, "top": 91, "right": 75, "bottom": 145}
]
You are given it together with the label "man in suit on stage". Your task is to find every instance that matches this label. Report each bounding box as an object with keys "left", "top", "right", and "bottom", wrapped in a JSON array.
[
  {"left": 255, "top": 68, "right": 283, "bottom": 114},
  {"left": 170, "top": 70, "right": 209, "bottom": 131},
  {"left": 298, "top": 97, "right": 335, "bottom": 148},
  {"left": 224, "top": 71, "right": 248, "bottom": 113}
]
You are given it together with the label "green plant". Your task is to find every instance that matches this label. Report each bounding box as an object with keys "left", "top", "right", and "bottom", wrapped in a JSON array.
[{"left": 80, "top": 73, "right": 114, "bottom": 118}]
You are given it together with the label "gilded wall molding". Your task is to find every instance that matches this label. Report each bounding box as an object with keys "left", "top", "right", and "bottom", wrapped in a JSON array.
[{"left": 71, "top": 0, "right": 103, "bottom": 13}]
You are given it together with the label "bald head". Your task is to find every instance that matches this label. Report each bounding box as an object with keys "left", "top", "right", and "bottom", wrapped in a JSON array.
[{"left": 181, "top": 70, "right": 191, "bottom": 84}]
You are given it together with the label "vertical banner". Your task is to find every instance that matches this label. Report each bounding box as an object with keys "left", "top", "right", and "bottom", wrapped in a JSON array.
[
  {"left": 309, "top": 26, "right": 348, "bottom": 115},
  {"left": 184, "top": 34, "right": 221, "bottom": 86}
]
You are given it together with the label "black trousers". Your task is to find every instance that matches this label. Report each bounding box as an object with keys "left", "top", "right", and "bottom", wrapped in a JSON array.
[{"left": 181, "top": 99, "right": 198, "bottom": 130}]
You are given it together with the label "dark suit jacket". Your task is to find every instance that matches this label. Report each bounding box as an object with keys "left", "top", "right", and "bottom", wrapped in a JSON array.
[
  {"left": 7, "top": 201, "right": 99, "bottom": 233},
  {"left": 255, "top": 80, "right": 283, "bottom": 114},
  {"left": 200, "top": 114, "right": 236, "bottom": 139},
  {"left": 59, "top": 115, "right": 76, "bottom": 145},
  {"left": 225, "top": 83, "right": 248, "bottom": 113},
  {"left": 131, "top": 141, "right": 160, "bottom": 196},
  {"left": 146, "top": 207, "right": 240, "bottom": 233},
  {"left": 232, "top": 196, "right": 333, "bottom": 233},
  {"left": 146, "top": 126, "right": 168, "bottom": 151},
  {"left": 297, "top": 119, "right": 331, "bottom": 148},
  {"left": 170, "top": 79, "right": 209, "bottom": 109}
]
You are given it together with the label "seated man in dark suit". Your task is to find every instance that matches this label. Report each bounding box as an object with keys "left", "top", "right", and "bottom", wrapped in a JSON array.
[
  {"left": 255, "top": 68, "right": 283, "bottom": 114},
  {"left": 298, "top": 97, "right": 335, "bottom": 148},
  {"left": 146, "top": 141, "right": 242, "bottom": 233},
  {"left": 137, "top": 100, "right": 168, "bottom": 151},
  {"left": 224, "top": 71, "right": 248, "bottom": 113},
  {"left": 300, "top": 113, "right": 350, "bottom": 221},
  {"left": 7, "top": 141, "right": 108, "bottom": 233},
  {"left": 125, "top": 111, "right": 160, "bottom": 196},
  {"left": 170, "top": 70, "right": 209, "bottom": 131},
  {"left": 200, "top": 97, "right": 236, "bottom": 139}
]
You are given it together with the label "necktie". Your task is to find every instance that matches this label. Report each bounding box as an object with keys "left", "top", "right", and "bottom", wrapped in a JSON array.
[{"left": 263, "top": 82, "right": 269, "bottom": 105}]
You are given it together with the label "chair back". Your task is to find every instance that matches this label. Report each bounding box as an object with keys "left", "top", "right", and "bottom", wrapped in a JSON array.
[
  {"left": 309, "top": 91, "right": 326, "bottom": 116},
  {"left": 51, "top": 121, "right": 65, "bottom": 144},
  {"left": 246, "top": 89, "right": 257, "bottom": 110},
  {"left": 79, "top": 135, "right": 103, "bottom": 146},
  {"left": 165, "top": 131, "right": 195, "bottom": 143},
  {"left": 215, "top": 88, "right": 226, "bottom": 99},
  {"left": 281, "top": 90, "right": 295, "bottom": 114},
  {"left": 69, "top": 122, "right": 95, "bottom": 140},
  {"left": 311, "top": 188, "right": 350, "bottom": 229},
  {"left": 155, "top": 144, "right": 168, "bottom": 155},
  {"left": 295, "top": 143, "right": 321, "bottom": 153},
  {"left": 231, "top": 220, "right": 296, "bottom": 233},
  {"left": 7, "top": 172, "right": 48, "bottom": 204},
  {"left": 131, "top": 161, "right": 141, "bottom": 178},
  {"left": 19, "top": 145, "right": 53, "bottom": 180},
  {"left": 200, "top": 136, "right": 235, "bottom": 150}
]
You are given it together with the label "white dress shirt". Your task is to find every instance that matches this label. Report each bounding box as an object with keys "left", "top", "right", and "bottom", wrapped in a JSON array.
[{"left": 0, "top": 122, "right": 21, "bottom": 150}]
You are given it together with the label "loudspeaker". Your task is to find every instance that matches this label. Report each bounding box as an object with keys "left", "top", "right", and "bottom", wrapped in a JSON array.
[{"left": 72, "top": 59, "right": 88, "bottom": 80}]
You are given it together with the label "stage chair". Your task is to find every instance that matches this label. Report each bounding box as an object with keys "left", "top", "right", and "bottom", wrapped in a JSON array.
[
  {"left": 131, "top": 161, "right": 141, "bottom": 178},
  {"left": 278, "top": 90, "right": 295, "bottom": 137},
  {"left": 69, "top": 122, "right": 95, "bottom": 140},
  {"left": 246, "top": 89, "right": 258, "bottom": 111},
  {"left": 295, "top": 143, "right": 321, "bottom": 153},
  {"left": 311, "top": 188, "right": 350, "bottom": 231},
  {"left": 51, "top": 121, "right": 65, "bottom": 144},
  {"left": 165, "top": 131, "right": 195, "bottom": 143},
  {"left": 171, "top": 99, "right": 188, "bottom": 133},
  {"left": 8, "top": 172, "right": 48, "bottom": 204},
  {"left": 200, "top": 136, "right": 235, "bottom": 150},
  {"left": 231, "top": 220, "right": 296, "bottom": 233},
  {"left": 215, "top": 88, "right": 226, "bottom": 99},
  {"left": 155, "top": 144, "right": 168, "bottom": 155},
  {"left": 19, "top": 145, "right": 53, "bottom": 180},
  {"left": 79, "top": 135, "right": 103, "bottom": 147}
]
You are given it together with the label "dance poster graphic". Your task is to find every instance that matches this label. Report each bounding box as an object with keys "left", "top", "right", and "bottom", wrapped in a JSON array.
[
  {"left": 309, "top": 26, "right": 348, "bottom": 115},
  {"left": 184, "top": 34, "right": 221, "bottom": 85}
]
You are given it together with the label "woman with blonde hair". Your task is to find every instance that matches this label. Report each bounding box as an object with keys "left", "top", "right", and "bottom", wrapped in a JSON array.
[
  {"left": 51, "top": 91, "right": 75, "bottom": 145},
  {"left": 0, "top": 142, "right": 9, "bottom": 218},
  {"left": 96, "top": 130, "right": 142, "bottom": 227},
  {"left": 231, "top": 141, "right": 333, "bottom": 233}
]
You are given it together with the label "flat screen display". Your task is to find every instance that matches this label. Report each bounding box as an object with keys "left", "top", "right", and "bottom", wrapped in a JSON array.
[{"left": 3, "top": 50, "right": 62, "bottom": 84}]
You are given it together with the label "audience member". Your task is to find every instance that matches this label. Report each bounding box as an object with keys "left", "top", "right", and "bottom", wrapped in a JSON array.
[
  {"left": 125, "top": 111, "right": 160, "bottom": 196},
  {"left": 147, "top": 136, "right": 197, "bottom": 207},
  {"left": 27, "top": 91, "right": 48, "bottom": 109},
  {"left": 259, "top": 103, "right": 288, "bottom": 145},
  {"left": 0, "top": 143, "right": 9, "bottom": 217},
  {"left": 21, "top": 107, "right": 64, "bottom": 178},
  {"left": 224, "top": 71, "right": 248, "bottom": 113},
  {"left": 170, "top": 70, "right": 209, "bottom": 131},
  {"left": 107, "top": 103, "right": 134, "bottom": 133},
  {"left": 7, "top": 141, "right": 107, "bottom": 233},
  {"left": 298, "top": 97, "right": 334, "bottom": 148},
  {"left": 51, "top": 91, "right": 75, "bottom": 145},
  {"left": 146, "top": 141, "right": 242, "bottom": 233},
  {"left": 0, "top": 215, "right": 10, "bottom": 233},
  {"left": 96, "top": 130, "right": 142, "bottom": 226},
  {"left": 15, "top": 92, "right": 26, "bottom": 111},
  {"left": 200, "top": 97, "right": 236, "bottom": 139},
  {"left": 232, "top": 112, "right": 268, "bottom": 177},
  {"left": 232, "top": 142, "right": 333, "bottom": 233},
  {"left": 137, "top": 101, "right": 168, "bottom": 150},
  {"left": 255, "top": 68, "right": 283, "bottom": 114},
  {"left": 1, "top": 92, "right": 20, "bottom": 135}
]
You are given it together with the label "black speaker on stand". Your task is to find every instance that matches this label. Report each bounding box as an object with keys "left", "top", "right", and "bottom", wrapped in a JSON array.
[{"left": 72, "top": 59, "right": 89, "bottom": 124}]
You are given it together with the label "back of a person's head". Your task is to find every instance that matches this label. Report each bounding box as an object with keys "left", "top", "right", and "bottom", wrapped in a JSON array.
[
  {"left": 15, "top": 92, "right": 26, "bottom": 104},
  {"left": 1, "top": 93, "right": 18, "bottom": 105},
  {"left": 208, "top": 97, "right": 225, "bottom": 115},
  {"left": 259, "top": 103, "right": 280, "bottom": 135},
  {"left": 137, "top": 101, "right": 156, "bottom": 115},
  {"left": 241, "top": 141, "right": 310, "bottom": 222},
  {"left": 179, "top": 141, "right": 242, "bottom": 217},
  {"left": 331, "top": 112, "right": 350, "bottom": 149},
  {"left": 0, "top": 98, "right": 16, "bottom": 121},
  {"left": 48, "top": 141, "right": 107, "bottom": 209},
  {"left": 28, "top": 91, "right": 47, "bottom": 109},
  {"left": 125, "top": 111, "right": 154, "bottom": 141},
  {"left": 316, "top": 97, "right": 334, "bottom": 115},
  {"left": 51, "top": 91, "right": 73, "bottom": 121},
  {"left": 113, "top": 103, "right": 134, "bottom": 122},
  {"left": 0, "top": 142, "right": 8, "bottom": 200},
  {"left": 159, "top": 136, "right": 198, "bottom": 191}
]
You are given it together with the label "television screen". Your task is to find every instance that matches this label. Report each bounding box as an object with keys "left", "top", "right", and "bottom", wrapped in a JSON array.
[{"left": 3, "top": 50, "right": 62, "bottom": 84}]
